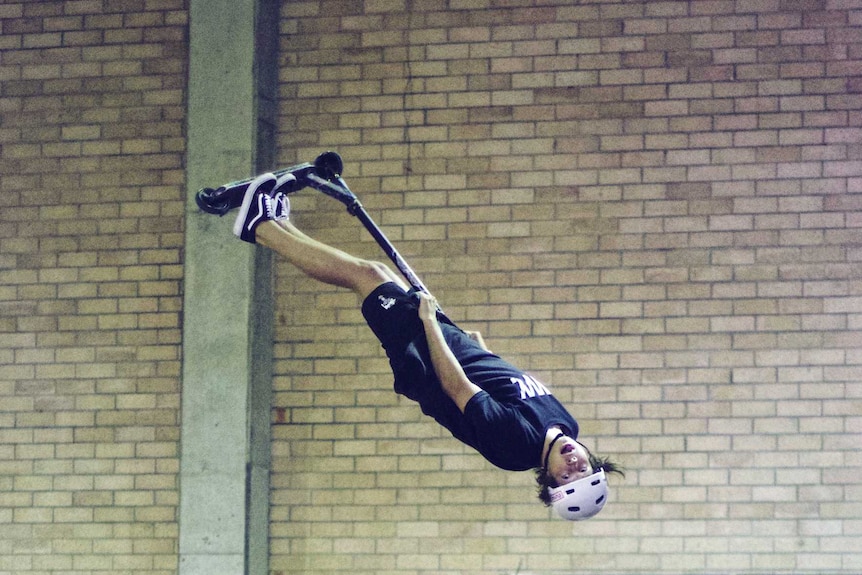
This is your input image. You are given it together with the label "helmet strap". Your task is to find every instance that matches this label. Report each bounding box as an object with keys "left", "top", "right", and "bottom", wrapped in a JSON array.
[{"left": 542, "top": 431, "right": 566, "bottom": 474}]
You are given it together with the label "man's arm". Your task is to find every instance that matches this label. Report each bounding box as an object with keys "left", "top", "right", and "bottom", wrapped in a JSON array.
[{"left": 417, "top": 293, "right": 482, "bottom": 413}]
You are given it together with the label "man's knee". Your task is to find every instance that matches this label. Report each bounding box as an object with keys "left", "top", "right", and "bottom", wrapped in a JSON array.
[
  {"left": 352, "top": 259, "right": 396, "bottom": 296},
  {"left": 363, "top": 260, "right": 392, "bottom": 281}
]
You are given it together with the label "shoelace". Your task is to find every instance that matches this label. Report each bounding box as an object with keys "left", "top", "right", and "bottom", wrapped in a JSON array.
[
  {"left": 272, "top": 193, "right": 289, "bottom": 220},
  {"left": 265, "top": 194, "right": 277, "bottom": 220}
]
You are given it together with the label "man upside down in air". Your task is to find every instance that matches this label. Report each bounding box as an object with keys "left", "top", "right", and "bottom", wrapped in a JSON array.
[{"left": 215, "top": 172, "right": 623, "bottom": 521}]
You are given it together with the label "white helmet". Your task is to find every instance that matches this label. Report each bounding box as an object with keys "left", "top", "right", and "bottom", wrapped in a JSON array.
[{"left": 548, "top": 469, "right": 608, "bottom": 521}]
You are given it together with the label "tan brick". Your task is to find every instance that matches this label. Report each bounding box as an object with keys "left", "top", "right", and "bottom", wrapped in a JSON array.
[{"left": 4, "top": 0, "right": 862, "bottom": 572}]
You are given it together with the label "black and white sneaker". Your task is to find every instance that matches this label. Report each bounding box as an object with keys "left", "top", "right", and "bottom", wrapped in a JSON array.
[
  {"left": 271, "top": 173, "right": 294, "bottom": 223},
  {"left": 233, "top": 173, "right": 277, "bottom": 243},
  {"left": 271, "top": 191, "right": 290, "bottom": 223}
]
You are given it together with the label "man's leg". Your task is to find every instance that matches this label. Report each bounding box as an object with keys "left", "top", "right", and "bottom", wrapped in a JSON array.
[
  {"left": 255, "top": 219, "right": 408, "bottom": 300},
  {"left": 230, "top": 173, "right": 407, "bottom": 299}
]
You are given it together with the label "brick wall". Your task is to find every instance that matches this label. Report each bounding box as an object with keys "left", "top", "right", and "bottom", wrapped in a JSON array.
[
  {"left": 0, "top": 1, "right": 186, "bottom": 573},
  {"left": 2, "top": 0, "right": 860, "bottom": 574},
  {"left": 273, "top": 1, "right": 861, "bottom": 574}
]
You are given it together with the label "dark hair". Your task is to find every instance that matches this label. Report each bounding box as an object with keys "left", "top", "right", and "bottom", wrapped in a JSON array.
[{"left": 535, "top": 442, "right": 625, "bottom": 506}]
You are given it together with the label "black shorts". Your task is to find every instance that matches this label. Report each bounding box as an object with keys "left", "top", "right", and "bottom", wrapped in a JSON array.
[
  {"left": 361, "top": 282, "right": 471, "bottom": 441},
  {"left": 361, "top": 282, "right": 458, "bottom": 354},
  {"left": 361, "top": 281, "right": 438, "bottom": 404},
  {"left": 361, "top": 282, "right": 424, "bottom": 357}
]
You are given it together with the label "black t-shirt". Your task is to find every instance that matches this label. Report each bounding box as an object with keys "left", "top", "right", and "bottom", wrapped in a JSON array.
[
  {"left": 393, "top": 322, "right": 580, "bottom": 471},
  {"left": 361, "top": 282, "right": 580, "bottom": 471}
]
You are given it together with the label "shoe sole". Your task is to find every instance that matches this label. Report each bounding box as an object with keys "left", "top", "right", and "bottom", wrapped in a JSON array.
[{"left": 273, "top": 173, "right": 297, "bottom": 195}]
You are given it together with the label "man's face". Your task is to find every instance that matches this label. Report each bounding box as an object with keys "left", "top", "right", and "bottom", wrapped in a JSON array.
[{"left": 546, "top": 437, "right": 594, "bottom": 487}]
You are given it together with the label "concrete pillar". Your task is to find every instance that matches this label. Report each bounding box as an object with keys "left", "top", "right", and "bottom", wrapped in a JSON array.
[{"left": 180, "top": 0, "right": 278, "bottom": 573}]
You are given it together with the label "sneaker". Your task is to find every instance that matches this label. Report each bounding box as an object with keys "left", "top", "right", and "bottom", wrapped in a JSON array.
[
  {"left": 271, "top": 191, "right": 290, "bottom": 223},
  {"left": 271, "top": 173, "right": 295, "bottom": 223},
  {"left": 233, "top": 173, "right": 277, "bottom": 243}
]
